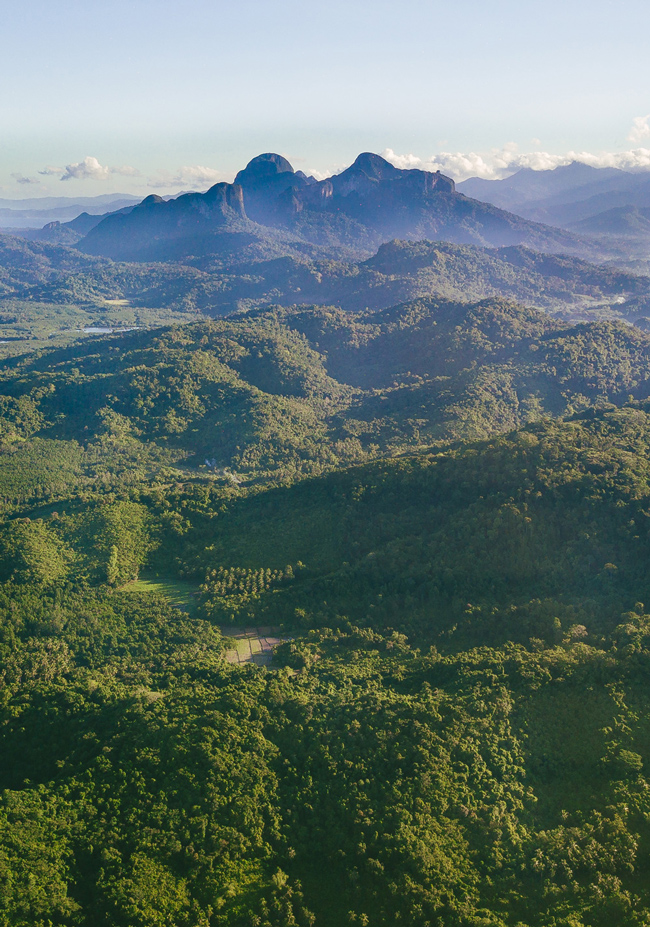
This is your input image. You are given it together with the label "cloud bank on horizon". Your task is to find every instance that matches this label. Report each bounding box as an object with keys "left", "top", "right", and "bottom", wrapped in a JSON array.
[
  {"left": 8, "top": 159, "right": 225, "bottom": 191},
  {"left": 146, "top": 165, "right": 225, "bottom": 189},
  {"left": 382, "top": 116, "right": 650, "bottom": 182},
  {"left": 382, "top": 144, "right": 650, "bottom": 182},
  {"left": 382, "top": 113, "right": 650, "bottom": 182},
  {"left": 9, "top": 115, "right": 650, "bottom": 195}
]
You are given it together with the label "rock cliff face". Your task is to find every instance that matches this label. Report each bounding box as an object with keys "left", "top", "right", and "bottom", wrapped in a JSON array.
[
  {"left": 234, "top": 153, "right": 306, "bottom": 223},
  {"left": 235, "top": 152, "right": 295, "bottom": 184},
  {"left": 78, "top": 151, "right": 587, "bottom": 263},
  {"left": 80, "top": 183, "right": 247, "bottom": 260},
  {"left": 232, "top": 150, "right": 456, "bottom": 224}
]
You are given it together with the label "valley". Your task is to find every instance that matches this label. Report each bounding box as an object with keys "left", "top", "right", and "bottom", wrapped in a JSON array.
[{"left": 3, "top": 151, "right": 650, "bottom": 927}]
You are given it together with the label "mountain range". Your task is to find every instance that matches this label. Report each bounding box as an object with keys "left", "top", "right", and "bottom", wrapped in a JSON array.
[
  {"left": 74, "top": 152, "right": 592, "bottom": 263},
  {"left": 10, "top": 158, "right": 650, "bottom": 269},
  {"left": 459, "top": 161, "right": 650, "bottom": 232},
  {"left": 5, "top": 152, "right": 650, "bottom": 926},
  {"left": 4, "top": 234, "right": 650, "bottom": 332},
  {"left": 0, "top": 193, "right": 141, "bottom": 230}
]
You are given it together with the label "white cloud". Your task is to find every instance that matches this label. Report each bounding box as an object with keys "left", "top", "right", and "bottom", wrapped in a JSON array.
[
  {"left": 381, "top": 150, "right": 423, "bottom": 171},
  {"left": 382, "top": 146, "right": 529, "bottom": 181},
  {"left": 628, "top": 115, "right": 650, "bottom": 144},
  {"left": 61, "top": 157, "right": 111, "bottom": 181},
  {"left": 308, "top": 168, "right": 335, "bottom": 181},
  {"left": 147, "top": 165, "right": 224, "bottom": 189},
  {"left": 39, "top": 157, "right": 139, "bottom": 182},
  {"left": 567, "top": 147, "right": 650, "bottom": 172},
  {"left": 381, "top": 143, "right": 650, "bottom": 182}
]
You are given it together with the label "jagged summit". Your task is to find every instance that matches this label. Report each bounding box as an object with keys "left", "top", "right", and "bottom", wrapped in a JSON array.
[
  {"left": 235, "top": 153, "right": 295, "bottom": 184},
  {"left": 233, "top": 153, "right": 303, "bottom": 222},
  {"left": 77, "top": 150, "right": 585, "bottom": 263},
  {"left": 329, "top": 151, "right": 455, "bottom": 199},
  {"left": 202, "top": 182, "right": 245, "bottom": 211},
  {"left": 79, "top": 182, "right": 247, "bottom": 260},
  {"left": 139, "top": 194, "right": 165, "bottom": 207},
  {"left": 345, "top": 151, "right": 400, "bottom": 180}
]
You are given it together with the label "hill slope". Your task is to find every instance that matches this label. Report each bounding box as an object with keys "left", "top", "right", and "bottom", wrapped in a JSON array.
[
  {"left": 459, "top": 162, "right": 650, "bottom": 226},
  {"left": 5, "top": 235, "right": 650, "bottom": 328},
  {"left": 3, "top": 405, "right": 650, "bottom": 925},
  {"left": 3, "top": 299, "right": 650, "bottom": 491},
  {"left": 173, "top": 404, "right": 650, "bottom": 643}
]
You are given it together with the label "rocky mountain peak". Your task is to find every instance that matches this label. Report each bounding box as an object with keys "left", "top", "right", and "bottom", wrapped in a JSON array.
[
  {"left": 139, "top": 194, "right": 165, "bottom": 207},
  {"left": 235, "top": 153, "right": 295, "bottom": 186},
  {"left": 348, "top": 152, "right": 399, "bottom": 180}
]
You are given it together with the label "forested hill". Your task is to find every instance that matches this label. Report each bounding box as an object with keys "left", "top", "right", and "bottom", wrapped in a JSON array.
[
  {"left": 4, "top": 235, "right": 650, "bottom": 323},
  {"left": 6, "top": 216, "right": 650, "bottom": 925},
  {"left": 152, "top": 403, "right": 650, "bottom": 648},
  {"left": 4, "top": 403, "right": 650, "bottom": 925},
  {"left": 3, "top": 298, "right": 650, "bottom": 489},
  {"left": 0, "top": 234, "right": 107, "bottom": 294}
]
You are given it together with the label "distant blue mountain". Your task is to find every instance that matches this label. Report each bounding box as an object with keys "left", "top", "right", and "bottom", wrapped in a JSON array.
[
  {"left": 77, "top": 152, "right": 588, "bottom": 263},
  {"left": 0, "top": 193, "right": 141, "bottom": 230},
  {"left": 458, "top": 162, "right": 650, "bottom": 228}
]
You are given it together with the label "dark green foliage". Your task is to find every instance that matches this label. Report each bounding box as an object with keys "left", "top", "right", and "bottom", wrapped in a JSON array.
[
  {"left": 169, "top": 406, "right": 650, "bottom": 649},
  {"left": 4, "top": 243, "right": 650, "bottom": 924},
  {"left": 200, "top": 565, "right": 296, "bottom": 623},
  {"left": 0, "top": 439, "right": 85, "bottom": 508},
  {"left": 2, "top": 594, "right": 650, "bottom": 926},
  {"left": 0, "top": 518, "right": 73, "bottom": 585},
  {"left": 1, "top": 420, "right": 650, "bottom": 922},
  {"left": 90, "top": 501, "right": 154, "bottom": 585},
  {"left": 0, "top": 235, "right": 105, "bottom": 293},
  {"left": 2, "top": 300, "right": 650, "bottom": 492},
  {"left": 3, "top": 235, "right": 649, "bottom": 327}
]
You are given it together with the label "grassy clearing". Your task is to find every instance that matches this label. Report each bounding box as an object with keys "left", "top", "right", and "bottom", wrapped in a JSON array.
[
  {"left": 121, "top": 575, "right": 199, "bottom": 614},
  {"left": 222, "top": 627, "right": 289, "bottom": 666}
]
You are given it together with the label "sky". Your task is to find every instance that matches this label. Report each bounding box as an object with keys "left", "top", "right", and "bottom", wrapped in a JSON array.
[{"left": 3, "top": 0, "right": 650, "bottom": 198}]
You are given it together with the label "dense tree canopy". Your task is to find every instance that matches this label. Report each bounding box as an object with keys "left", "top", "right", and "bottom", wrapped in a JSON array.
[{"left": 2, "top": 261, "right": 650, "bottom": 925}]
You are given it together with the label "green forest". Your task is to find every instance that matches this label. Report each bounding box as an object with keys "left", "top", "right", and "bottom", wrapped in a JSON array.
[
  {"left": 3, "top": 234, "right": 650, "bottom": 926},
  {"left": 2, "top": 234, "right": 650, "bottom": 357}
]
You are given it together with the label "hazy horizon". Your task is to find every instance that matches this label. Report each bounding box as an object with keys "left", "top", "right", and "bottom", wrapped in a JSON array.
[
  {"left": 4, "top": 0, "right": 650, "bottom": 198},
  {"left": 2, "top": 145, "right": 650, "bottom": 208}
]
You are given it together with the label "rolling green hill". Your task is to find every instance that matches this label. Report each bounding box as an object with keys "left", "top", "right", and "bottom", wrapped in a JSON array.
[
  {"left": 5, "top": 235, "right": 650, "bottom": 321},
  {"left": 3, "top": 405, "right": 650, "bottom": 925},
  {"left": 2, "top": 299, "right": 650, "bottom": 494},
  {"left": 167, "top": 406, "right": 650, "bottom": 645},
  {"left": 4, "top": 239, "right": 650, "bottom": 926}
]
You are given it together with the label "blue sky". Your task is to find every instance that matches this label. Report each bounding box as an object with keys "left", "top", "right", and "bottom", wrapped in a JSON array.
[{"left": 3, "top": 0, "right": 650, "bottom": 196}]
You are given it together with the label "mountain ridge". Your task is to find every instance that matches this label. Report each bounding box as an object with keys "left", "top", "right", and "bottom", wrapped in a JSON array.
[
  {"left": 77, "top": 151, "right": 596, "bottom": 264},
  {"left": 459, "top": 162, "right": 650, "bottom": 231}
]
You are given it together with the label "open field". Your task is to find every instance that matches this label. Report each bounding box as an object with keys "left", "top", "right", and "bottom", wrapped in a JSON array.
[
  {"left": 120, "top": 576, "right": 199, "bottom": 614},
  {"left": 119, "top": 579, "right": 286, "bottom": 665},
  {"left": 0, "top": 298, "right": 199, "bottom": 357},
  {"left": 222, "top": 627, "right": 289, "bottom": 666}
]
